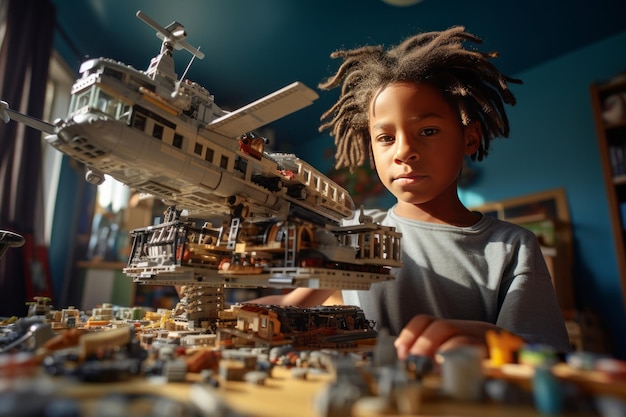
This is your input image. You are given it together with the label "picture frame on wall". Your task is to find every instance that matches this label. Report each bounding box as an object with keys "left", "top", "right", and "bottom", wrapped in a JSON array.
[
  {"left": 471, "top": 187, "right": 570, "bottom": 224},
  {"left": 471, "top": 188, "right": 571, "bottom": 250}
]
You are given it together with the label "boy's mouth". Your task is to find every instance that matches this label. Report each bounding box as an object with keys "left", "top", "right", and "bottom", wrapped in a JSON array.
[{"left": 392, "top": 174, "right": 425, "bottom": 185}]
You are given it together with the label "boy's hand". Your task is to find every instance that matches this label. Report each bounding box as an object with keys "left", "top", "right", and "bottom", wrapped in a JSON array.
[
  {"left": 244, "top": 288, "right": 336, "bottom": 307},
  {"left": 394, "top": 315, "right": 501, "bottom": 359}
]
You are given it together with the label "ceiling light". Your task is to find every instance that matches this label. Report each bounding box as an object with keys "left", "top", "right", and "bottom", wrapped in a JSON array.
[{"left": 381, "top": 0, "right": 423, "bottom": 6}]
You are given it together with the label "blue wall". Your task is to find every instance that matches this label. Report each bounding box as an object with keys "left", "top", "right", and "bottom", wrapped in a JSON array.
[{"left": 295, "top": 30, "right": 626, "bottom": 358}]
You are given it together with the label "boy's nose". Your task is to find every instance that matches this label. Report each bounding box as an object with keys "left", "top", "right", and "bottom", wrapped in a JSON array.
[{"left": 393, "top": 136, "right": 418, "bottom": 163}]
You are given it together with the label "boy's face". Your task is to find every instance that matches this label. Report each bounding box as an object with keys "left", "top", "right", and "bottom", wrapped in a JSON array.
[{"left": 368, "top": 82, "right": 479, "bottom": 212}]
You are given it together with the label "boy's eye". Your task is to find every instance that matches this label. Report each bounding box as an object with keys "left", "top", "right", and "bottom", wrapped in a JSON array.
[
  {"left": 375, "top": 134, "right": 395, "bottom": 144},
  {"left": 420, "top": 128, "right": 438, "bottom": 137}
]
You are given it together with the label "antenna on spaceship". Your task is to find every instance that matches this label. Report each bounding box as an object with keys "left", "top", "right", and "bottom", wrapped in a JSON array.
[
  {"left": 136, "top": 10, "right": 205, "bottom": 60},
  {"left": 181, "top": 46, "right": 201, "bottom": 81}
]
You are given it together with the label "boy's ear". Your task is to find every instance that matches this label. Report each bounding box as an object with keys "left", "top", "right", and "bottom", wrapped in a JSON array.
[{"left": 464, "top": 121, "right": 482, "bottom": 155}]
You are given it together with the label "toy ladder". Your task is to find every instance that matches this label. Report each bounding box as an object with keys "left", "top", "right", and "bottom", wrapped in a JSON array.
[
  {"left": 227, "top": 217, "right": 241, "bottom": 250},
  {"left": 284, "top": 222, "right": 297, "bottom": 267}
]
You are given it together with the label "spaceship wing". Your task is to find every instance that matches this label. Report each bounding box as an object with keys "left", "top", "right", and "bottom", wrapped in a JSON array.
[
  {"left": 206, "top": 82, "right": 318, "bottom": 138},
  {"left": 0, "top": 101, "right": 56, "bottom": 134}
]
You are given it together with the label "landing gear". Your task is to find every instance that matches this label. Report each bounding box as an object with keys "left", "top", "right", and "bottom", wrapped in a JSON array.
[{"left": 85, "top": 168, "right": 105, "bottom": 185}]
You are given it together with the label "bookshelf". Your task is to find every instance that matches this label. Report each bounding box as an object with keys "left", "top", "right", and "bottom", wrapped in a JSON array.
[{"left": 590, "top": 75, "right": 626, "bottom": 311}]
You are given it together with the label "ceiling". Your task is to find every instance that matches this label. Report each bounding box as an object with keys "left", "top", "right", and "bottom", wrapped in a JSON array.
[{"left": 50, "top": 0, "right": 626, "bottom": 148}]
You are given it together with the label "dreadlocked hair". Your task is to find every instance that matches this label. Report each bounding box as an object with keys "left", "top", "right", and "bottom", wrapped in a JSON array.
[{"left": 318, "top": 26, "right": 522, "bottom": 171}]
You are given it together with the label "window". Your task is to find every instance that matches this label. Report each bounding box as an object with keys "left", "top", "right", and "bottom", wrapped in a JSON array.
[
  {"left": 194, "top": 142, "right": 203, "bottom": 155},
  {"left": 95, "top": 89, "right": 117, "bottom": 115},
  {"left": 119, "top": 103, "right": 132, "bottom": 123},
  {"left": 220, "top": 155, "right": 228, "bottom": 169},
  {"left": 70, "top": 88, "right": 92, "bottom": 114},
  {"left": 173, "top": 133, "right": 184, "bottom": 149},
  {"left": 152, "top": 124, "right": 163, "bottom": 140},
  {"left": 133, "top": 113, "right": 147, "bottom": 131},
  {"left": 235, "top": 156, "right": 247, "bottom": 175},
  {"left": 102, "top": 66, "right": 124, "bottom": 81},
  {"left": 42, "top": 51, "right": 74, "bottom": 245},
  {"left": 205, "top": 147, "right": 214, "bottom": 163}
]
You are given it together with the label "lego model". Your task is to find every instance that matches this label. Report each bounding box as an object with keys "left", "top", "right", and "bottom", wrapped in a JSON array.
[
  {"left": 0, "top": 10, "right": 402, "bottom": 297},
  {"left": 220, "top": 303, "right": 377, "bottom": 349}
]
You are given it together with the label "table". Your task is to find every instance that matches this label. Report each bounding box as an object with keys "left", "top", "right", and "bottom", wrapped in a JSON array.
[{"left": 56, "top": 365, "right": 606, "bottom": 417}]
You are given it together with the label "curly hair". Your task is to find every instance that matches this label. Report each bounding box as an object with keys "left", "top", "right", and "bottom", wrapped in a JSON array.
[{"left": 318, "top": 26, "right": 522, "bottom": 170}]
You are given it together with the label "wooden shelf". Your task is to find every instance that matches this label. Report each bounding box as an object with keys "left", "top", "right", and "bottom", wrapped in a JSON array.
[
  {"left": 590, "top": 80, "right": 626, "bottom": 313},
  {"left": 613, "top": 175, "right": 626, "bottom": 185},
  {"left": 597, "top": 75, "right": 626, "bottom": 95}
]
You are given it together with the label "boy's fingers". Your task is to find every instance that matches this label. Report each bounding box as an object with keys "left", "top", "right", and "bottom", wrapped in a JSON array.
[
  {"left": 395, "top": 316, "right": 473, "bottom": 359},
  {"left": 394, "top": 315, "right": 436, "bottom": 358}
]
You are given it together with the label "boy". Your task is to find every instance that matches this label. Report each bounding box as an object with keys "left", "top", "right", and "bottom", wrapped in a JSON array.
[{"left": 251, "top": 26, "right": 571, "bottom": 358}]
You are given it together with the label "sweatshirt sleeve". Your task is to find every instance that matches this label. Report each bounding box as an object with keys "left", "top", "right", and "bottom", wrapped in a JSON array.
[{"left": 495, "top": 231, "right": 572, "bottom": 353}]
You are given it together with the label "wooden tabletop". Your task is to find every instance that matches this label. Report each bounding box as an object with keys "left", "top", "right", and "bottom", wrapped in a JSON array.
[{"left": 58, "top": 365, "right": 604, "bottom": 417}]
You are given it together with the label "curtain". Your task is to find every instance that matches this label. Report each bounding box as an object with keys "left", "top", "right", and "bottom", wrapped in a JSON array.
[{"left": 0, "top": 0, "right": 55, "bottom": 316}]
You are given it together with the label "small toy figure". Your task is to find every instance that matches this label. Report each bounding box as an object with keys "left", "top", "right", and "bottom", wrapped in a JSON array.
[
  {"left": 26, "top": 296, "right": 53, "bottom": 318},
  {"left": 532, "top": 367, "right": 564, "bottom": 415},
  {"left": 439, "top": 345, "right": 486, "bottom": 401},
  {"left": 486, "top": 329, "right": 525, "bottom": 366}
]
